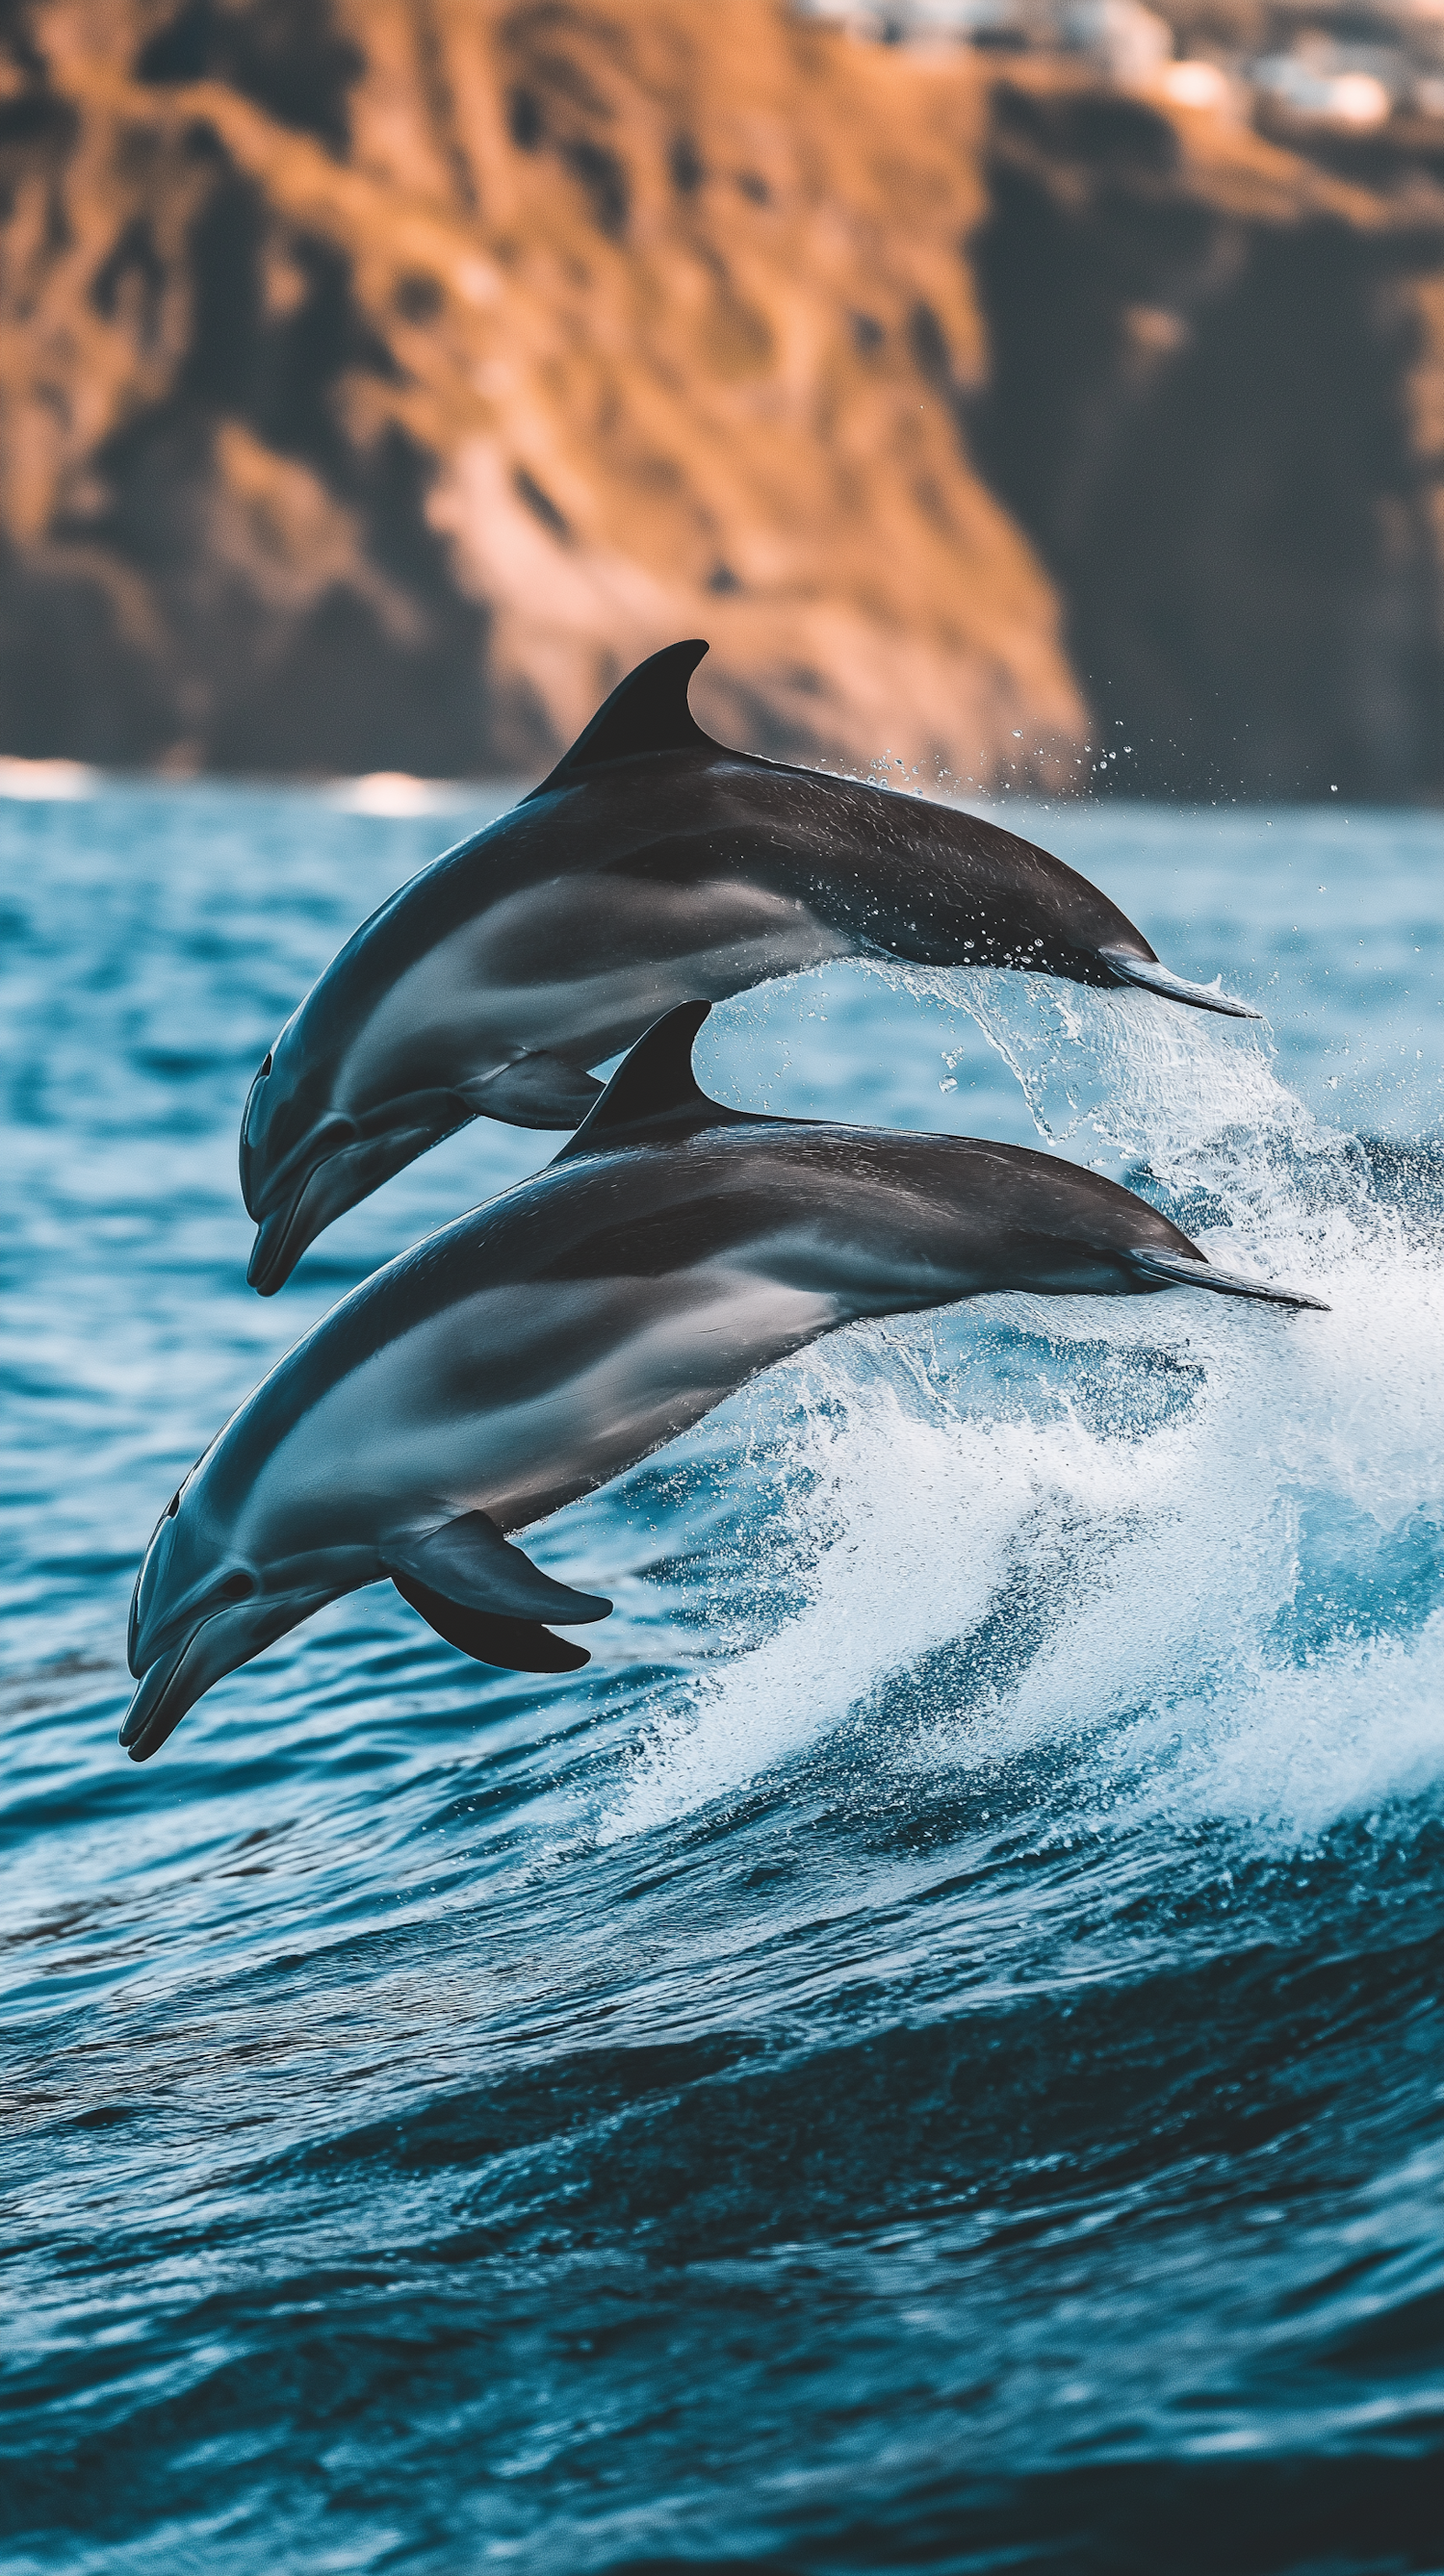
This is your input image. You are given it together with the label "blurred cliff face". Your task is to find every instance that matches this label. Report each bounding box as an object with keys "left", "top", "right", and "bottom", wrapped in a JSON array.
[{"left": 0, "top": 0, "right": 1439, "bottom": 795}]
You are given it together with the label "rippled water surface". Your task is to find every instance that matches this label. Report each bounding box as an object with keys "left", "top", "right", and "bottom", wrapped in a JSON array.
[{"left": 3, "top": 782, "right": 1442, "bottom": 2573}]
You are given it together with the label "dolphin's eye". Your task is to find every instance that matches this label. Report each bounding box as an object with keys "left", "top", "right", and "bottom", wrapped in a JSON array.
[
  {"left": 166, "top": 1492, "right": 181, "bottom": 1519},
  {"left": 219, "top": 1571, "right": 256, "bottom": 1602},
  {"left": 259, "top": 1052, "right": 272, "bottom": 1078}
]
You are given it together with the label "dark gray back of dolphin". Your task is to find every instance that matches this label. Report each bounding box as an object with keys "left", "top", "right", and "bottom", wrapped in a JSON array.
[
  {"left": 238, "top": 642, "right": 1259, "bottom": 1295},
  {"left": 130, "top": 1003, "right": 1323, "bottom": 1764}
]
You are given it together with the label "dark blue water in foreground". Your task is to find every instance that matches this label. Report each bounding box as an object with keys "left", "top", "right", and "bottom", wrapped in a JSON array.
[{"left": 2, "top": 780, "right": 1442, "bottom": 2573}]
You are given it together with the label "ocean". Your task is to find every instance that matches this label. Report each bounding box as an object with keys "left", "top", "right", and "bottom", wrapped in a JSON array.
[{"left": 2, "top": 777, "right": 1441, "bottom": 2573}]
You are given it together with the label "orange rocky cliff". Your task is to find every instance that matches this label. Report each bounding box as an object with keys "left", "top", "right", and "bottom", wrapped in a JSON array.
[{"left": 1, "top": 0, "right": 1440, "bottom": 796}]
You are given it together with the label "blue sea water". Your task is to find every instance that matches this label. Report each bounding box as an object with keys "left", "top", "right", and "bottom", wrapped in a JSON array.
[{"left": 2, "top": 778, "right": 1442, "bottom": 2574}]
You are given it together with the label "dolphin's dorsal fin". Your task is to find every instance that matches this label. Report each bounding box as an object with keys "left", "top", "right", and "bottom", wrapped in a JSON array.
[
  {"left": 526, "top": 640, "right": 718, "bottom": 799},
  {"left": 554, "top": 1000, "right": 771, "bottom": 1162}
]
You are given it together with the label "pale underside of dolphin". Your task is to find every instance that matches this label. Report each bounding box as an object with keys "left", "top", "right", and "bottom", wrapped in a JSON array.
[
  {"left": 126, "top": 1003, "right": 1325, "bottom": 1765},
  {"left": 239, "top": 640, "right": 1260, "bottom": 1296}
]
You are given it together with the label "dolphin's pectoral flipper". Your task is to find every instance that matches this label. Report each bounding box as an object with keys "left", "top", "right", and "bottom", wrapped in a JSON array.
[
  {"left": 527, "top": 638, "right": 720, "bottom": 798},
  {"left": 457, "top": 1054, "right": 605, "bottom": 1131},
  {"left": 391, "top": 1572, "right": 592, "bottom": 1673},
  {"left": 384, "top": 1509, "right": 612, "bottom": 1625},
  {"left": 387, "top": 1506, "right": 608, "bottom": 1673},
  {"left": 1124, "top": 1248, "right": 1329, "bottom": 1310}
]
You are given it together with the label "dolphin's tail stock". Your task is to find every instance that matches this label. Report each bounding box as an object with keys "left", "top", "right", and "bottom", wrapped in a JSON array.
[
  {"left": 1098, "top": 950, "right": 1262, "bottom": 1021},
  {"left": 1124, "top": 1248, "right": 1329, "bottom": 1310}
]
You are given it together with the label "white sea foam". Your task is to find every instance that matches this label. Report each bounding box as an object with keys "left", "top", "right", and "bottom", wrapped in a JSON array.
[
  {"left": 1113, "top": 1607, "right": 1444, "bottom": 1846},
  {"left": 601, "top": 984, "right": 1444, "bottom": 1851}
]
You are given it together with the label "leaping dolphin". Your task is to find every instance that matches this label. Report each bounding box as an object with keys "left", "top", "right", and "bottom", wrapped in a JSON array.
[
  {"left": 128, "top": 1003, "right": 1324, "bottom": 1764},
  {"left": 240, "top": 640, "right": 1259, "bottom": 1295}
]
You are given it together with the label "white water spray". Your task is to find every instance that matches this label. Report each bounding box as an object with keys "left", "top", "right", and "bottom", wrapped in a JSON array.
[{"left": 603, "top": 977, "right": 1444, "bottom": 1849}]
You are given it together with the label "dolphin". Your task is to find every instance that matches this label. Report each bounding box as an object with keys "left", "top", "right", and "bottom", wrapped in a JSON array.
[
  {"left": 240, "top": 640, "right": 1260, "bottom": 1295},
  {"left": 128, "top": 1003, "right": 1325, "bottom": 1764}
]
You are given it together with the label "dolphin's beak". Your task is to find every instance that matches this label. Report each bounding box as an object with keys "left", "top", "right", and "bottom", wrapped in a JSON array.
[
  {"left": 120, "top": 1615, "right": 232, "bottom": 1762},
  {"left": 246, "top": 1102, "right": 470, "bottom": 1293},
  {"left": 122, "top": 1589, "right": 340, "bottom": 1760},
  {"left": 1097, "top": 950, "right": 1263, "bottom": 1021},
  {"left": 246, "top": 1162, "right": 339, "bottom": 1296}
]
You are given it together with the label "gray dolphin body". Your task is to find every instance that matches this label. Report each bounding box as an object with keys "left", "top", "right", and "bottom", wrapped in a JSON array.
[
  {"left": 129, "top": 1004, "right": 1323, "bottom": 1764},
  {"left": 241, "top": 640, "right": 1258, "bottom": 1295}
]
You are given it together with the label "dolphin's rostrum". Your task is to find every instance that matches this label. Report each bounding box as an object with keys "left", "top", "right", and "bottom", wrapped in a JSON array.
[
  {"left": 240, "top": 640, "right": 1260, "bottom": 1294},
  {"left": 128, "top": 1003, "right": 1325, "bottom": 1764}
]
